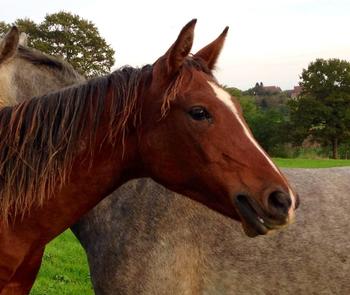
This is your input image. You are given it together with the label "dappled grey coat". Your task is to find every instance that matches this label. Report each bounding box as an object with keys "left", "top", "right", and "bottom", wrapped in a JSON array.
[{"left": 72, "top": 168, "right": 350, "bottom": 295}]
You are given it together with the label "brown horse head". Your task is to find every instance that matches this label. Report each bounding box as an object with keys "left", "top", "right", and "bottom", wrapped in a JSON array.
[{"left": 139, "top": 20, "right": 298, "bottom": 237}]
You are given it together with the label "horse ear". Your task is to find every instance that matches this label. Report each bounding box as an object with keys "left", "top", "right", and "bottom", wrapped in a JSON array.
[
  {"left": 163, "top": 19, "right": 197, "bottom": 75},
  {"left": 0, "top": 26, "right": 20, "bottom": 63},
  {"left": 194, "top": 26, "right": 229, "bottom": 70},
  {"left": 19, "top": 32, "right": 28, "bottom": 46}
]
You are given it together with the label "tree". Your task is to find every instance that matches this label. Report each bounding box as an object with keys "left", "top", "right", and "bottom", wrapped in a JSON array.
[
  {"left": 289, "top": 58, "right": 350, "bottom": 158},
  {"left": 234, "top": 93, "right": 289, "bottom": 155},
  {"left": 245, "top": 106, "right": 289, "bottom": 154},
  {"left": 14, "top": 18, "right": 39, "bottom": 43},
  {"left": 0, "top": 12, "right": 115, "bottom": 78},
  {"left": 0, "top": 21, "right": 11, "bottom": 35},
  {"left": 226, "top": 87, "right": 243, "bottom": 98},
  {"left": 0, "top": 19, "right": 39, "bottom": 46}
]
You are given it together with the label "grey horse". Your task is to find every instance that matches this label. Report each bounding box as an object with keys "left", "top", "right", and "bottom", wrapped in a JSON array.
[{"left": 72, "top": 169, "right": 350, "bottom": 295}]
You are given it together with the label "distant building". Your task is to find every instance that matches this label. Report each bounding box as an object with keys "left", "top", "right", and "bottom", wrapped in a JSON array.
[
  {"left": 291, "top": 86, "right": 302, "bottom": 99},
  {"left": 252, "top": 82, "right": 282, "bottom": 95},
  {"left": 262, "top": 86, "right": 282, "bottom": 94}
]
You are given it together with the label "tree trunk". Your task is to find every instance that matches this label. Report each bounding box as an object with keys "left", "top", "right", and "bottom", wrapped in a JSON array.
[{"left": 332, "top": 138, "right": 339, "bottom": 159}]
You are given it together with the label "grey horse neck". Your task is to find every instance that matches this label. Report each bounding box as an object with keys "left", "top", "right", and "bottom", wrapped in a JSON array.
[
  {"left": 10, "top": 46, "right": 84, "bottom": 104},
  {"left": 73, "top": 168, "right": 350, "bottom": 294},
  {"left": 0, "top": 34, "right": 84, "bottom": 107}
]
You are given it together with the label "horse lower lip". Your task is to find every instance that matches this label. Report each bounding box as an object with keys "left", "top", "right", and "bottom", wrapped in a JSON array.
[
  {"left": 249, "top": 217, "right": 269, "bottom": 235},
  {"left": 234, "top": 196, "right": 269, "bottom": 236},
  {"left": 242, "top": 217, "right": 268, "bottom": 237},
  {"left": 258, "top": 216, "right": 265, "bottom": 224}
]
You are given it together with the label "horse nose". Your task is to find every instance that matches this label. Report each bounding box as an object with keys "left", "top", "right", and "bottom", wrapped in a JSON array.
[{"left": 267, "top": 191, "right": 292, "bottom": 220}]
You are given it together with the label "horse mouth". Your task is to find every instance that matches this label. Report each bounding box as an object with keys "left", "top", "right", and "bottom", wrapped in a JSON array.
[{"left": 234, "top": 195, "right": 280, "bottom": 237}]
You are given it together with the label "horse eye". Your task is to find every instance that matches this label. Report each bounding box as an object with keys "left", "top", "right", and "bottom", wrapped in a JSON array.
[{"left": 188, "top": 106, "right": 212, "bottom": 121}]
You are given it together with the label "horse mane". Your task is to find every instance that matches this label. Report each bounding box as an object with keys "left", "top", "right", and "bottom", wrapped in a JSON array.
[
  {"left": 17, "top": 45, "right": 84, "bottom": 82},
  {"left": 0, "top": 56, "right": 210, "bottom": 223},
  {"left": 0, "top": 65, "right": 151, "bottom": 223}
]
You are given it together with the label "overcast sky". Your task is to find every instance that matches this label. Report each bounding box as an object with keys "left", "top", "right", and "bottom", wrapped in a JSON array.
[{"left": 1, "top": 0, "right": 350, "bottom": 90}]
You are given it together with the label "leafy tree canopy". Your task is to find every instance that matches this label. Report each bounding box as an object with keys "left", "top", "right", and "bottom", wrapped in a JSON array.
[
  {"left": 0, "top": 21, "right": 11, "bottom": 35},
  {"left": 289, "top": 58, "right": 350, "bottom": 158},
  {"left": 0, "top": 12, "right": 115, "bottom": 78},
  {"left": 227, "top": 88, "right": 289, "bottom": 154}
]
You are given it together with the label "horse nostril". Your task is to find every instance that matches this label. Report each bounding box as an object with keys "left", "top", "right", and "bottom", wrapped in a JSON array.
[{"left": 267, "top": 191, "right": 292, "bottom": 218}]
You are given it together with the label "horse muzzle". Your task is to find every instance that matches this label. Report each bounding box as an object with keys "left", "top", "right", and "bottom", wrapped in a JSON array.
[{"left": 233, "top": 191, "right": 295, "bottom": 237}]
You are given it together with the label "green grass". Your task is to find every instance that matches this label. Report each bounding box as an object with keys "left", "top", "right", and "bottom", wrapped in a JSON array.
[
  {"left": 274, "top": 157, "right": 350, "bottom": 168},
  {"left": 30, "top": 230, "right": 93, "bottom": 295},
  {"left": 29, "top": 157, "right": 350, "bottom": 294}
]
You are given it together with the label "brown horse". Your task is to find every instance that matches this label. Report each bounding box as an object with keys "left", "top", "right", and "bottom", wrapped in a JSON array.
[
  {"left": 0, "top": 26, "right": 84, "bottom": 108},
  {"left": 0, "top": 26, "right": 85, "bottom": 294},
  {"left": 0, "top": 20, "right": 297, "bottom": 294},
  {"left": 73, "top": 168, "right": 350, "bottom": 294}
]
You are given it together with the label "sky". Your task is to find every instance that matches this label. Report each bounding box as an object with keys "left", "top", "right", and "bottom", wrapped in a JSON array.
[{"left": 1, "top": 0, "right": 350, "bottom": 90}]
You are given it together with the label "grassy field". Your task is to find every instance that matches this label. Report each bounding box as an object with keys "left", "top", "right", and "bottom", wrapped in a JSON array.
[
  {"left": 29, "top": 157, "right": 350, "bottom": 294},
  {"left": 30, "top": 230, "right": 93, "bottom": 295},
  {"left": 274, "top": 157, "right": 350, "bottom": 168}
]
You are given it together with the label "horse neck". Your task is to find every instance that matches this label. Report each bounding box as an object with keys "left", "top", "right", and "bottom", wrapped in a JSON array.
[
  {"left": 76, "top": 75, "right": 150, "bottom": 183},
  {"left": 10, "top": 58, "right": 84, "bottom": 105},
  {"left": 76, "top": 124, "right": 142, "bottom": 188},
  {"left": 13, "top": 92, "right": 144, "bottom": 242}
]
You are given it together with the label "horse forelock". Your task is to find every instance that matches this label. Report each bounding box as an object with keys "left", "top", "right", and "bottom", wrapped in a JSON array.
[
  {"left": 186, "top": 56, "right": 212, "bottom": 76},
  {"left": 161, "top": 56, "right": 213, "bottom": 117},
  {"left": 0, "top": 65, "right": 149, "bottom": 223}
]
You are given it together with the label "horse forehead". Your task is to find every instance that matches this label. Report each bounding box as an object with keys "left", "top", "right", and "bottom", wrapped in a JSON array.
[
  {"left": 207, "top": 81, "right": 236, "bottom": 113},
  {"left": 178, "top": 79, "right": 235, "bottom": 111}
]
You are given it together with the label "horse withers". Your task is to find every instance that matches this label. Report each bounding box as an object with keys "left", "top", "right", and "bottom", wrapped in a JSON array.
[{"left": 0, "top": 20, "right": 297, "bottom": 294}]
